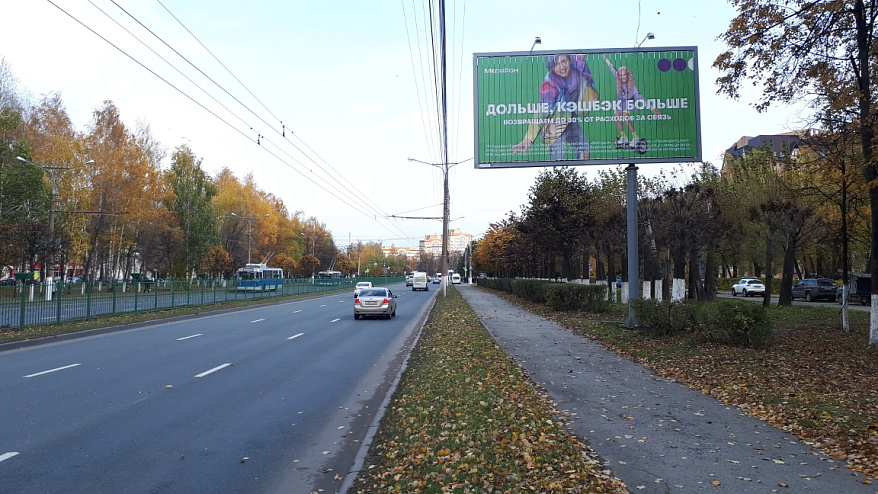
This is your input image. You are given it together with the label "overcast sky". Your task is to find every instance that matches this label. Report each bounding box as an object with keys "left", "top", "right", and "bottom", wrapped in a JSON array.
[{"left": 2, "top": 0, "right": 802, "bottom": 248}]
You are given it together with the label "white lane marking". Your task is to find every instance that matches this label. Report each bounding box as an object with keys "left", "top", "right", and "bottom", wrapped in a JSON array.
[
  {"left": 177, "top": 334, "right": 202, "bottom": 341},
  {"left": 25, "top": 363, "right": 81, "bottom": 378},
  {"left": 287, "top": 333, "right": 304, "bottom": 340},
  {"left": 0, "top": 452, "right": 19, "bottom": 463},
  {"left": 251, "top": 318, "right": 265, "bottom": 323},
  {"left": 330, "top": 318, "right": 340, "bottom": 323},
  {"left": 292, "top": 310, "right": 302, "bottom": 314},
  {"left": 195, "top": 363, "right": 232, "bottom": 378}
]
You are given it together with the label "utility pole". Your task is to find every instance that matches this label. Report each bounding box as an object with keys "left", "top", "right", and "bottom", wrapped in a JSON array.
[{"left": 232, "top": 213, "right": 269, "bottom": 264}]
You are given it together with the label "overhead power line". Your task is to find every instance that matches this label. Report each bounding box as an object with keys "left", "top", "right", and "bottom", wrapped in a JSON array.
[{"left": 45, "top": 0, "right": 417, "bottom": 244}]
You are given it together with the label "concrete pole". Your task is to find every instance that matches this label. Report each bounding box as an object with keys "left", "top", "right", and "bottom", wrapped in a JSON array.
[{"left": 626, "top": 164, "right": 639, "bottom": 327}]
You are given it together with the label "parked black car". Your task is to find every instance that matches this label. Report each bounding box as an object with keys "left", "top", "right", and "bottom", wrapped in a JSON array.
[{"left": 791, "top": 278, "right": 838, "bottom": 302}]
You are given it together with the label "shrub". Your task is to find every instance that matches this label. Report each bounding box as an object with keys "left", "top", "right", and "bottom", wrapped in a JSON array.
[
  {"left": 511, "top": 280, "right": 551, "bottom": 303},
  {"left": 631, "top": 298, "right": 688, "bottom": 335},
  {"left": 479, "top": 278, "right": 511, "bottom": 293},
  {"left": 686, "top": 300, "right": 772, "bottom": 349},
  {"left": 632, "top": 299, "right": 772, "bottom": 348},
  {"left": 545, "top": 283, "right": 611, "bottom": 312}
]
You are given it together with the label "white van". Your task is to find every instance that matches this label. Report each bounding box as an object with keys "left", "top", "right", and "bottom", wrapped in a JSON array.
[
  {"left": 451, "top": 273, "right": 461, "bottom": 284},
  {"left": 412, "top": 271, "right": 429, "bottom": 291}
]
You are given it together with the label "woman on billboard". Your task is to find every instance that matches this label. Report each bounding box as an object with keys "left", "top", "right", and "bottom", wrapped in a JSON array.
[{"left": 511, "top": 53, "right": 599, "bottom": 160}]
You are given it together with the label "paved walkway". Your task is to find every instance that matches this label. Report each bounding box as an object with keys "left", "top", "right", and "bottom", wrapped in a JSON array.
[{"left": 458, "top": 285, "right": 876, "bottom": 493}]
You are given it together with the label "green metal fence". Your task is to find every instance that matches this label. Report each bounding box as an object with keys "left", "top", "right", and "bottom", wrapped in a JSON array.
[{"left": 0, "top": 276, "right": 403, "bottom": 330}]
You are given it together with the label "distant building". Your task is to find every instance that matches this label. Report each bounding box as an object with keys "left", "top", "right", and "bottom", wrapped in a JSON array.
[
  {"left": 419, "top": 229, "right": 473, "bottom": 256},
  {"left": 721, "top": 131, "right": 805, "bottom": 177},
  {"left": 384, "top": 246, "right": 420, "bottom": 261},
  {"left": 382, "top": 229, "right": 474, "bottom": 261}
]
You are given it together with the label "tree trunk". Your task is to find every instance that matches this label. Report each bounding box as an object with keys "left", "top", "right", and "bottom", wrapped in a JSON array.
[
  {"left": 704, "top": 247, "right": 716, "bottom": 301},
  {"left": 778, "top": 238, "right": 797, "bottom": 306},
  {"left": 763, "top": 235, "right": 773, "bottom": 308}
]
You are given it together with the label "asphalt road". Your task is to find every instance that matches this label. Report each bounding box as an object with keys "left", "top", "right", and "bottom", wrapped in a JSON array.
[
  {"left": 717, "top": 290, "right": 871, "bottom": 311},
  {"left": 0, "top": 283, "right": 435, "bottom": 493}
]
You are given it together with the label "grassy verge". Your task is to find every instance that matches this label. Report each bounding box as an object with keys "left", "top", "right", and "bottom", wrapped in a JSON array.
[
  {"left": 350, "top": 286, "right": 627, "bottom": 493},
  {"left": 499, "top": 292, "right": 878, "bottom": 480}
]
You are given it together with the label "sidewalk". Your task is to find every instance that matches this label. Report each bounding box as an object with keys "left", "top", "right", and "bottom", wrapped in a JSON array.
[{"left": 457, "top": 285, "right": 876, "bottom": 493}]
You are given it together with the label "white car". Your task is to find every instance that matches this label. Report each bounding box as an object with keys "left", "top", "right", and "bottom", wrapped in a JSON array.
[
  {"left": 731, "top": 278, "right": 765, "bottom": 297},
  {"left": 354, "top": 281, "right": 373, "bottom": 298}
]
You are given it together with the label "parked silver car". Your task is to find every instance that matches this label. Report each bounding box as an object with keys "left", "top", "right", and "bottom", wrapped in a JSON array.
[
  {"left": 354, "top": 287, "right": 397, "bottom": 319},
  {"left": 731, "top": 278, "right": 765, "bottom": 297}
]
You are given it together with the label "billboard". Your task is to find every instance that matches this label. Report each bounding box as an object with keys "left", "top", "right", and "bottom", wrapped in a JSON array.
[{"left": 473, "top": 47, "right": 701, "bottom": 168}]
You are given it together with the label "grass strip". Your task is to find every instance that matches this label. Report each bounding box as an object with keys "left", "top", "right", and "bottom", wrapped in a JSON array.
[{"left": 351, "top": 287, "right": 627, "bottom": 493}]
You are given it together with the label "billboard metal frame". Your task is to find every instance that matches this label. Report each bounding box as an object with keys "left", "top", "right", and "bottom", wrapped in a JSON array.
[{"left": 473, "top": 46, "right": 702, "bottom": 169}]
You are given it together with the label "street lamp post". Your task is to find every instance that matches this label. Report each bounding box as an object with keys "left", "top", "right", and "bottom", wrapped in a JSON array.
[{"left": 232, "top": 213, "right": 269, "bottom": 264}]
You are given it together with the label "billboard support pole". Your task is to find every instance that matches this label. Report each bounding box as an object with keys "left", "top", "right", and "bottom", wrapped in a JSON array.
[{"left": 626, "top": 163, "right": 639, "bottom": 327}]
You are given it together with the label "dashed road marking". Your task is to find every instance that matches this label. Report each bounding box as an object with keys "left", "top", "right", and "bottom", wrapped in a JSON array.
[
  {"left": 195, "top": 363, "right": 232, "bottom": 378},
  {"left": 0, "top": 452, "right": 19, "bottom": 463},
  {"left": 25, "top": 363, "right": 81, "bottom": 378}
]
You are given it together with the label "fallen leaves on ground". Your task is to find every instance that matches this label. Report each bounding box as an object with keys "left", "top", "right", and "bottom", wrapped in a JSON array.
[
  {"left": 350, "top": 288, "right": 627, "bottom": 493},
  {"left": 537, "top": 299, "right": 878, "bottom": 480}
]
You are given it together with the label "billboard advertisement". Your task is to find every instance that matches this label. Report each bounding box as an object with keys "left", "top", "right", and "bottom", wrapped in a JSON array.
[{"left": 473, "top": 47, "right": 701, "bottom": 168}]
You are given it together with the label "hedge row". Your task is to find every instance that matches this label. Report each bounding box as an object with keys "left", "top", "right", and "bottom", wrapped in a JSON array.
[
  {"left": 478, "top": 279, "right": 611, "bottom": 313},
  {"left": 631, "top": 298, "right": 772, "bottom": 349}
]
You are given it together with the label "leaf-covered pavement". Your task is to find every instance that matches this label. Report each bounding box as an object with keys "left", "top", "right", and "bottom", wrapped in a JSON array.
[{"left": 539, "top": 301, "right": 878, "bottom": 482}]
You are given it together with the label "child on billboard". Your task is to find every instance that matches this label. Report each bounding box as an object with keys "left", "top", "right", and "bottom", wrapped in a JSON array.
[
  {"left": 602, "top": 54, "right": 661, "bottom": 153},
  {"left": 512, "top": 53, "right": 599, "bottom": 160}
]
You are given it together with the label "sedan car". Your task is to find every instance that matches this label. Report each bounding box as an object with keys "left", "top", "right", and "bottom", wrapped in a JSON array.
[
  {"left": 731, "top": 278, "right": 765, "bottom": 297},
  {"left": 791, "top": 278, "right": 838, "bottom": 302},
  {"left": 354, "top": 281, "right": 373, "bottom": 298},
  {"left": 354, "top": 287, "right": 397, "bottom": 319},
  {"left": 405, "top": 275, "right": 413, "bottom": 287}
]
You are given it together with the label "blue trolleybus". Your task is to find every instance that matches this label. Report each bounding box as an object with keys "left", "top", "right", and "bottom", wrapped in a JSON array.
[{"left": 236, "top": 263, "right": 284, "bottom": 291}]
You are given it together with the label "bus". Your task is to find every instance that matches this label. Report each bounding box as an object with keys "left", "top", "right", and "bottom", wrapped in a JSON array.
[
  {"left": 317, "top": 270, "right": 342, "bottom": 284},
  {"left": 237, "top": 263, "right": 284, "bottom": 291}
]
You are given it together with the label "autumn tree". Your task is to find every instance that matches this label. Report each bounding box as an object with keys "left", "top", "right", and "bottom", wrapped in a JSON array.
[
  {"left": 715, "top": 0, "right": 878, "bottom": 343},
  {"left": 166, "top": 145, "right": 217, "bottom": 278},
  {"left": 20, "top": 92, "right": 92, "bottom": 280},
  {"left": 333, "top": 253, "right": 356, "bottom": 276},
  {"left": 201, "top": 245, "right": 233, "bottom": 279},
  {"left": 298, "top": 254, "right": 320, "bottom": 277},
  {"left": 269, "top": 253, "right": 296, "bottom": 278},
  {"left": 519, "top": 167, "right": 595, "bottom": 280}
]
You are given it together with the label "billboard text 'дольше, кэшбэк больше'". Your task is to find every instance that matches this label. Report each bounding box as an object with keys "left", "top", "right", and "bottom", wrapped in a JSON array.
[{"left": 473, "top": 47, "right": 701, "bottom": 168}]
